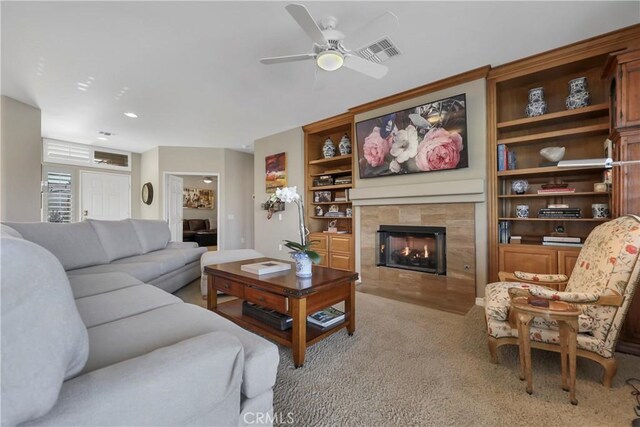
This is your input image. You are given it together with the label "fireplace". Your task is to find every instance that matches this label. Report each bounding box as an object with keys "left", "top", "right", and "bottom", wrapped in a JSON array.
[{"left": 376, "top": 225, "right": 446, "bottom": 275}]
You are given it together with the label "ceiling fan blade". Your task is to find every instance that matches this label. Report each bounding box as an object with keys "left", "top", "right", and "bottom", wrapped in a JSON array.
[
  {"left": 342, "top": 11, "right": 399, "bottom": 51},
  {"left": 343, "top": 55, "right": 388, "bottom": 79},
  {"left": 285, "top": 3, "right": 328, "bottom": 46},
  {"left": 260, "top": 53, "right": 316, "bottom": 65}
]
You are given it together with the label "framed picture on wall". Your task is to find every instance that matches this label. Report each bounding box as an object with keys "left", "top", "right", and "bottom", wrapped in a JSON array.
[
  {"left": 265, "top": 152, "right": 287, "bottom": 193},
  {"left": 355, "top": 93, "right": 468, "bottom": 179},
  {"left": 183, "top": 188, "right": 214, "bottom": 209}
]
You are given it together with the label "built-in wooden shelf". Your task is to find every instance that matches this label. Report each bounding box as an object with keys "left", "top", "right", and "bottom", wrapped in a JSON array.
[
  {"left": 497, "top": 123, "right": 609, "bottom": 146},
  {"left": 497, "top": 103, "right": 609, "bottom": 131},
  {"left": 498, "top": 192, "right": 609, "bottom": 198},
  {"left": 309, "top": 184, "right": 352, "bottom": 191},
  {"left": 498, "top": 217, "right": 609, "bottom": 222},
  {"left": 310, "top": 216, "right": 353, "bottom": 220},
  {"left": 311, "top": 201, "right": 352, "bottom": 205},
  {"left": 310, "top": 169, "right": 352, "bottom": 177},
  {"left": 497, "top": 165, "right": 604, "bottom": 177},
  {"left": 308, "top": 154, "right": 352, "bottom": 166}
]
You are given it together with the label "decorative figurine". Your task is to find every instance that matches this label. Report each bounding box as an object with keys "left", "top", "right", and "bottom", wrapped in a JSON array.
[
  {"left": 511, "top": 179, "right": 529, "bottom": 195},
  {"left": 315, "top": 206, "right": 324, "bottom": 217},
  {"left": 539, "top": 146, "right": 566, "bottom": 162},
  {"left": 525, "top": 87, "right": 548, "bottom": 117},
  {"left": 322, "top": 138, "right": 336, "bottom": 159},
  {"left": 566, "top": 77, "right": 591, "bottom": 110},
  {"left": 338, "top": 133, "right": 352, "bottom": 156}
]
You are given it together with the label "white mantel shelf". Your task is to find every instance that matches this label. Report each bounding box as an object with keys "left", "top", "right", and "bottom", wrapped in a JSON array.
[{"left": 349, "top": 179, "right": 485, "bottom": 206}]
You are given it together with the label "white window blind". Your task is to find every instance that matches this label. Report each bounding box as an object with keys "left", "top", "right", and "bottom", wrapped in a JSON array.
[
  {"left": 44, "top": 140, "right": 91, "bottom": 164},
  {"left": 44, "top": 171, "right": 73, "bottom": 223}
]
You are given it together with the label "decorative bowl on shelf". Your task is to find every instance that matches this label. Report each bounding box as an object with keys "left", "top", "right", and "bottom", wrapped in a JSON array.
[
  {"left": 539, "top": 146, "right": 566, "bottom": 162},
  {"left": 512, "top": 179, "right": 529, "bottom": 195}
]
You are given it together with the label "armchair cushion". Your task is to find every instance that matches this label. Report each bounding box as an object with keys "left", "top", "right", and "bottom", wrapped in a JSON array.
[
  {"left": 514, "top": 271, "right": 568, "bottom": 283},
  {"left": 528, "top": 287, "right": 600, "bottom": 303}
]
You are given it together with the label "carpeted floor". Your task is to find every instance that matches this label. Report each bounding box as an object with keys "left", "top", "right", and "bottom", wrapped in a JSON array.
[{"left": 176, "top": 280, "right": 640, "bottom": 426}]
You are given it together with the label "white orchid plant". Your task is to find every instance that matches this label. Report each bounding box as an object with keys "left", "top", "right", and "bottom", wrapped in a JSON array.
[{"left": 267, "top": 186, "right": 320, "bottom": 263}]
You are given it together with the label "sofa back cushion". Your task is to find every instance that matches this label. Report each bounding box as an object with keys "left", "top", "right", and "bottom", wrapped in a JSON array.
[
  {"left": 187, "top": 219, "right": 209, "bottom": 231},
  {"left": 129, "top": 219, "right": 171, "bottom": 253},
  {"left": 3, "top": 222, "right": 109, "bottom": 270},
  {"left": 88, "top": 219, "right": 143, "bottom": 261},
  {"left": 1, "top": 237, "right": 89, "bottom": 425}
]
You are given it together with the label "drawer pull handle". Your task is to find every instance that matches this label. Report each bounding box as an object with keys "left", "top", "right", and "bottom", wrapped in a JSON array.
[{"left": 224, "top": 284, "right": 230, "bottom": 289}]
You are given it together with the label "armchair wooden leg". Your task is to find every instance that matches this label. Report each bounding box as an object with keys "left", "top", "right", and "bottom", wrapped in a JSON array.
[
  {"left": 488, "top": 337, "right": 499, "bottom": 364},
  {"left": 601, "top": 357, "right": 617, "bottom": 388}
]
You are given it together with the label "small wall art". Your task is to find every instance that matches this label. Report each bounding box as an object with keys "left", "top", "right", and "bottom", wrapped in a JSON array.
[
  {"left": 183, "top": 188, "right": 214, "bottom": 209},
  {"left": 265, "top": 152, "right": 287, "bottom": 193},
  {"left": 355, "top": 93, "right": 468, "bottom": 178}
]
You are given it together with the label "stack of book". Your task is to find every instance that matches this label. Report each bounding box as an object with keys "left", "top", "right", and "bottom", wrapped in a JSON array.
[
  {"left": 499, "top": 221, "right": 511, "bottom": 244},
  {"left": 542, "top": 236, "right": 583, "bottom": 247},
  {"left": 334, "top": 190, "right": 349, "bottom": 202},
  {"left": 307, "top": 307, "right": 345, "bottom": 329},
  {"left": 537, "top": 187, "right": 576, "bottom": 194},
  {"left": 334, "top": 176, "right": 352, "bottom": 185},
  {"left": 324, "top": 211, "right": 346, "bottom": 217},
  {"left": 497, "top": 144, "right": 517, "bottom": 171},
  {"left": 538, "top": 207, "right": 582, "bottom": 219},
  {"left": 510, "top": 235, "right": 522, "bottom": 244}
]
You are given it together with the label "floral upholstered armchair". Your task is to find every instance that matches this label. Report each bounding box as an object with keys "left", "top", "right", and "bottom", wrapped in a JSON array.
[{"left": 484, "top": 215, "right": 640, "bottom": 387}]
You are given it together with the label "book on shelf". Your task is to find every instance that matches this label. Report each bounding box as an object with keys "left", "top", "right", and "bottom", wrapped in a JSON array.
[
  {"left": 538, "top": 208, "right": 582, "bottom": 218},
  {"left": 547, "top": 204, "right": 570, "bottom": 209},
  {"left": 537, "top": 188, "right": 576, "bottom": 194},
  {"left": 499, "top": 221, "right": 511, "bottom": 244},
  {"left": 322, "top": 230, "right": 348, "bottom": 234},
  {"left": 542, "top": 241, "right": 584, "bottom": 248},
  {"left": 507, "top": 150, "right": 516, "bottom": 170},
  {"left": 307, "top": 307, "right": 345, "bottom": 328},
  {"left": 242, "top": 301, "right": 292, "bottom": 331},
  {"left": 543, "top": 236, "right": 581, "bottom": 243},
  {"left": 497, "top": 144, "right": 506, "bottom": 171},
  {"left": 240, "top": 261, "right": 291, "bottom": 275},
  {"left": 510, "top": 235, "right": 522, "bottom": 244},
  {"left": 538, "top": 213, "right": 582, "bottom": 218}
]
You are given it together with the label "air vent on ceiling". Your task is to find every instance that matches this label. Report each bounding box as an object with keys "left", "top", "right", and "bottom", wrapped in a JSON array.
[
  {"left": 356, "top": 37, "right": 400, "bottom": 63},
  {"left": 98, "top": 131, "right": 115, "bottom": 137}
]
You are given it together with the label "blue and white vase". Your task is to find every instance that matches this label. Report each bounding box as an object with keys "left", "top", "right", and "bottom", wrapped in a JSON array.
[
  {"left": 565, "top": 77, "right": 591, "bottom": 110},
  {"left": 291, "top": 252, "right": 313, "bottom": 277},
  {"left": 338, "top": 133, "right": 351, "bottom": 155},
  {"left": 525, "top": 87, "right": 548, "bottom": 117},
  {"left": 322, "top": 138, "right": 336, "bottom": 159}
]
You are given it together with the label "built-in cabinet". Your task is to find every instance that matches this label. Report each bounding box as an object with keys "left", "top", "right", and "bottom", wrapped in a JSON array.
[
  {"left": 303, "top": 113, "right": 355, "bottom": 271},
  {"left": 488, "top": 30, "right": 640, "bottom": 355},
  {"left": 603, "top": 47, "right": 640, "bottom": 355}
]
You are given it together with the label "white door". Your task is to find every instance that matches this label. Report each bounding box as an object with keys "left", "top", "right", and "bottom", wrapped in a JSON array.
[
  {"left": 80, "top": 171, "right": 130, "bottom": 220},
  {"left": 166, "top": 175, "right": 184, "bottom": 242}
]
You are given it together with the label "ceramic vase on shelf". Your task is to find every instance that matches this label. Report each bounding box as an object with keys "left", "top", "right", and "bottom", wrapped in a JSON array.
[
  {"left": 291, "top": 252, "right": 313, "bottom": 277},
  {"left": 338, "top": 133, "right": 351, "bottom": 155},
  {"left": 525, "top": 87, "right": 548, "bottom": 118},
  {"left": 322, "top": 138, "right": 336, "bottom": 159},
  {"left": 565, "top": 77, "right": 591, "bottom": 110}
]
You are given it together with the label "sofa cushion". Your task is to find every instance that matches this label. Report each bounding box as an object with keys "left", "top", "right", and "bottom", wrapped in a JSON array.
[
  {"left": 83, "top": 303, "right": 279, "bottom": 398},
  {"left": 3, "top": 222, "right": 109, "bottom": 270},
  {"left": 75, "top": 285, "right": 182, "bottom": 328},
  {"left": 67, "top": 272, "right": 144, "bottom": 299},
  {"left": 168, "top": 246, "right": 208, "bottom": 265},
  {"left": 1, "top": 224, "right": 23, "bottom": 239},
  {"left": 88, "top": 219, "right": 143, "bottom": 261},
  {"left": 129, "top": 219, "right": 171, "bottom": 253},
  {"left": 1, "top": 237, "right": 89, "bottom": 426},
  {"left": 67, "top": 262, "right": 162, "bottom": 283},
  {"left": 112, "top": 251, "right": 187, "bottom": 274}
]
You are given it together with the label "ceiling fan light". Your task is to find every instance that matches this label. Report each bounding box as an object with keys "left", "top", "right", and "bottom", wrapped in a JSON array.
[{"left": 316, "top": 51, "right": 344, "bottom": 71}]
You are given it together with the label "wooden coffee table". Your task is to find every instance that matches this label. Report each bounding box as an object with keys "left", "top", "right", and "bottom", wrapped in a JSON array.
[{"left": 204, "top": 258, "right": 359, "bottom": 367}]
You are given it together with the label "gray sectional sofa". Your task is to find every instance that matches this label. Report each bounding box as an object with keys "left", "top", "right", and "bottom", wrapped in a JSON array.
[{"left": 1, "top": 220, "right": 279, "bottom": 426}]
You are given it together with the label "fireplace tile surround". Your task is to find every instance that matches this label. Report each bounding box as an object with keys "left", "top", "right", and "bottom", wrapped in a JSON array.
[{"left": 359, "top": 203, "right": 476, "bottom": 314}]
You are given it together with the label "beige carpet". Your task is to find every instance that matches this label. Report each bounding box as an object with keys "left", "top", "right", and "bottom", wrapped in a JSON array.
[{"left": 176, "top": 280, "right": 640, "bottom": 426}]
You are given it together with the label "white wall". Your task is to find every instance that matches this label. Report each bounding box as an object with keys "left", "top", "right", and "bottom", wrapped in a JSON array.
[
  {"left": 140, "top": 147, "right": 160, "bottom": 219},
  {"left": 1, "top": 96, "right": 42, "bottom": 221},
  {"left": 253, "top": 127, "right": 304, "bottom": 260},
  {"left": 223, "top": 150, "right": 254, "bottom": 249}
]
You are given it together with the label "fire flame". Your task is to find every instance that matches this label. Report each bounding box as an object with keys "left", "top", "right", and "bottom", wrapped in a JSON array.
[
  {"left": 403, "top": 247, "right": 410, "bottom": 256},
  {"left": 424, "top": 245, "right": 429, "bottom": 258}
]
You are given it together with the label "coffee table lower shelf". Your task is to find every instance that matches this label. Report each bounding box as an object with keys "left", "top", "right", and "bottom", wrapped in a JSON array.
[{"left": 213, "top": 299, "right": 348, "bottom": 347}]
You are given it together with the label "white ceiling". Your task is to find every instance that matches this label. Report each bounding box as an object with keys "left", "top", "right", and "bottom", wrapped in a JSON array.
[{"left": 2, "top": 1, "right": 639, "bottom": 154}]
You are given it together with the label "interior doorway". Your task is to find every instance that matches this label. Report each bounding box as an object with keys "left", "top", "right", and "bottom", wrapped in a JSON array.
[{"left": 164, "top": 172, "right": 220, "bottom": 250}]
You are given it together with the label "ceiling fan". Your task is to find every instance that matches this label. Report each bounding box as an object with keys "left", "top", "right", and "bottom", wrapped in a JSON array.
[{"left": 260, "top": 4, "right": 399, "bottom": 79}]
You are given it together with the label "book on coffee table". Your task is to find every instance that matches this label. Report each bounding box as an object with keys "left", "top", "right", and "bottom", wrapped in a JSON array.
[{"left": 240, "top": 260, "right": 291, "bottom": 275}]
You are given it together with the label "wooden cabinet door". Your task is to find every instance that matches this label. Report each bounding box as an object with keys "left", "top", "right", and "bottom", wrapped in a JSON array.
[
  {"left": 310, "top": 233, "right": 328, "bottom": 251},
  {"left": 329, "top": 253, "right": 352, "bottom": 271},
  {"left": 618, "top": 132, "right": 640, "bottom": 216},
  {"left": 558, "top": 249, "right": 581, "bottom": 277},
  {"left": 316, "top": 250, "right": 328, "bottom": 267},
  {"left": 619, "top": 58, "right": 640, "bottom": 128},
  {"left": 499, "top": 245, "right": 557, "bottom": 275},
  {"left": 329, "top": 235, "right": 352, "bottom": 253}
]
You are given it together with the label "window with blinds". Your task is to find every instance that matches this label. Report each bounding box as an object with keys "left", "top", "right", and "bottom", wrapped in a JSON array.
[
  {"left": 44, "top": 171, "right": 73, "bottom": 223},
  {"left": 43, "top": 139, "right": 131, "bottom": 171}
]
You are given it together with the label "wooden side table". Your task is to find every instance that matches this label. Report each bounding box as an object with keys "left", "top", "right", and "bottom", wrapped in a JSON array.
[{"left": 511, "top": 296, "right": 581, "bottom": 405}]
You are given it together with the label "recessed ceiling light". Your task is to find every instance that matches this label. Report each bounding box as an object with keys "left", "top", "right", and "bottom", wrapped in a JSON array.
[
  {"left": 124, "top": 112, "right": 138, "bottom": 118},
  {"left": 97, "top": 136, "right": 108, "bottom": 141}
]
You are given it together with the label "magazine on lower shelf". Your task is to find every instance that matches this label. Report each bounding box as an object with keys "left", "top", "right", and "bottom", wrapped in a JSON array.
[{"left": 307, "top": 307, "right": 345, "bottom": 328}]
